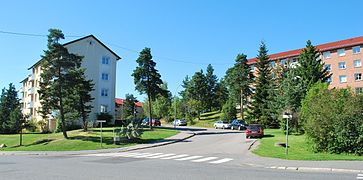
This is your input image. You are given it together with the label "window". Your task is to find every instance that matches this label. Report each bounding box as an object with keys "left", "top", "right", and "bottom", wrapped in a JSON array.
[
  {"left": 323, "top": 51, "right": 331, "bottom": 59},
  {"left": 355, "top": 73, "right": 362, "bottom": 81},
  {"left": 102, "top": 56, "right": 110, "bottom": 65},
  {"left": 250, "top": 65, "right": 254, "bottom": 72},
  {"left": 326, "top": 77, "right": 332, "bottom": 84},
  {"left": 270, "top": 61, "right": 276, "bottom": 68},
  {"left": 339, "top": 62, "right": 346, "bottom": 69},
  {"left": 280, "top": 59, "right": 288, "bottom": 66},
  {"left": 101, "top": 88, "right": 109, "bottom": 97},
  {"left": 356, "top": 87, "right": 363, "bottom": 94},
  {"left": 324, "top": 64, "right": 331, "bottom": 71},
  {"left": 338, "top": 49, "right": 345, "bottom": 56},
  {"left": 353, "top": 46, "right": 361, "bottom": 54},
  {"left": 339, "top": 75, "right": 347, "bottom": 83},
  {"left": 100, "top": 105, "right": 108, "bottom": 113},
  {"left": 101, "top": 73, "right": 109, "bottom": 80},
  {"left": 354, "top": 59, "right": 361, "bottom": 67}
]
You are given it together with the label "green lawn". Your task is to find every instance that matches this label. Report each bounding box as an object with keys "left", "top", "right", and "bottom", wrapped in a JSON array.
[
  {"left": 253, "top": 129, "right": 363, "bottom": 160},
  {"left": 0, "top": 127, "right": 179, "bottom": 151},
  {"left": 191, "top": 111, "right": 222, "bottom": 128}
]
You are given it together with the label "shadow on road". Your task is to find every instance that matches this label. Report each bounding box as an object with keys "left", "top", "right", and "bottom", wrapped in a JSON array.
[
  {"left": 155, "top": 126, "right": 207, "bottom": 132},
  {"left": 196, "top": 131, "right": 244, "bottom": 136}
]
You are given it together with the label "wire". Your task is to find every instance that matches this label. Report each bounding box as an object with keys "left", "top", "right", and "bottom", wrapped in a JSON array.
[
  {"left": 0, "top": 30, "right": 83, "bottom": 38},
  {"left": 0, "top": 29, "right": 233, "bottom": 66},
  {"left": 108, "top": 42, "right": 233, "bottom": 66}
]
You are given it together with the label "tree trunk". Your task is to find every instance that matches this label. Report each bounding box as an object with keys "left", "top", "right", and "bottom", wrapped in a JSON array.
[
  {"left": 148, "top": 92, "right": 153, "bottom": 130},
  {"left": 80, "top": 98, "right": 87, "bottom": 132},
  {"left": 59, "top": 97, "right": 68, "bottom": 139},
  {"left": 240, "top": 89, "right": 244, "bottom": 120},
  {"left": 58, "top": 67, "right": 68, "bottom": 139}
]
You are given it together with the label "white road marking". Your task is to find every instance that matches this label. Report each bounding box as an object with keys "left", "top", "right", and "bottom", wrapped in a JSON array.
[
  {"left": 161, "top": 154, "right": 189, "bottom": 160},
  {"left": 133, "top": 153, "right": 163, "bottom": 158},
  {"left": 209, "top": 158, "right": 233, "bottom": 164},
  {"left": 115, "top": 152, "right": 146, "bottom": 157},
  {"left": 175, "top": 156, "right": 203, "bottom": 161},
  {"left": 191, "top": 157, "right": 218, "bottom": 162},
  {"left": 146, "top": 153, "right": 175, "bottom": 159},
  {"left": 357, "top": 174, "right": 363, "bottom": 179}
]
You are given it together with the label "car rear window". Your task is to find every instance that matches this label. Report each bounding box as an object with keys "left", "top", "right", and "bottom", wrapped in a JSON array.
[{"left": 249, "top": 125, "right": 261, "bottom": 131}]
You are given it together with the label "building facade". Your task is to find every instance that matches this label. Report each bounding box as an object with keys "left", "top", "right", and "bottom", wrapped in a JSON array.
[
  {"left": 21, "top": 35, "right": 121, "bottom": 129},
  {"left": 248, "top": 36, "right": 363, "bottom": 93}
]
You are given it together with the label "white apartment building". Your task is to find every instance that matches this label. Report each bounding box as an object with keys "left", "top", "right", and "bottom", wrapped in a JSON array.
[{"left": 21, "top": 35, "right": 121, "bottom": 129}]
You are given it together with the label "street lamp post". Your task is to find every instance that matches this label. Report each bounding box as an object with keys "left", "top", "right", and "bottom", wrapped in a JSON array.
[{"left": 174, "top": 85, "right": 181, "bottom": 128}]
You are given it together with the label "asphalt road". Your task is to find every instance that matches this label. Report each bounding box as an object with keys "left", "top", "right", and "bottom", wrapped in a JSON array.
[{"left": 0, "top": 128, "right": 359, "bottom": 180}]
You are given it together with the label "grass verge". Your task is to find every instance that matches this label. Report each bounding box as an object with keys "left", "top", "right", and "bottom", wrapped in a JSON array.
[
  {"left": 0, "top": 128, "right": 179, "bottom": 151},
  {"left": 253, "top": 129, "right": 363, "bottom": 160},
  {"left": 191, "top": 111, "right": 222, "bottom": 128}
]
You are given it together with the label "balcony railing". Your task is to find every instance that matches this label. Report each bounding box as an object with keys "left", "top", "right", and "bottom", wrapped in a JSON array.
[
  {"left": 27, "top": 102, "right": 33, "bottom": 109},
  {"left": 28, "top": 74, "right": 35, "bottom": 81}
]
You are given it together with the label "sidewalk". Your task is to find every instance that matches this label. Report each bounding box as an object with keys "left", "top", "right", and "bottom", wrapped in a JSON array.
[
  {"left": 0, "top": 129, "right": 195, "bottom": 156},
  {"left": 242, "top": 141, "right": 363, "bottom": 173}
]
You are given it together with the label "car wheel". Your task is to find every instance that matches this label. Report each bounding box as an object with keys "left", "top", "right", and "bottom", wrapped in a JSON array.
[
  {"left": 238, "top": 126, "right": 241, "bottom": 131},
  {"left": 215, "top": 126, "right": 217, "bottom": 129},
  {"left": 246, "top": 136, "right": 250, "bottom": 139},
  {"left": 231, "top": 126, "right": 234, "bottom": 130}
]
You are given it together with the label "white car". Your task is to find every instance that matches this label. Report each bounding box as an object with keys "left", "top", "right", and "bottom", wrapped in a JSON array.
[{"left": 213, "top": 120, "right": 231, "bottom": 129}]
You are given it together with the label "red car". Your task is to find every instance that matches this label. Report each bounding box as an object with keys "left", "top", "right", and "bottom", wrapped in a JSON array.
[{"left": 246, "top": 124, "right": 264, "bottom": 138}]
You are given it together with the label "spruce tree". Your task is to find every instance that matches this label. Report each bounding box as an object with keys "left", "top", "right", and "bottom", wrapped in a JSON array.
[
  {"left": 250, "top": 41, "right": 273, "bottom": 126},
  {"left": 0, "top": 83, "right": 23, "bottom": 134},
  {"left": 205, "top": 64, "right": 218, "bottom": 111},
  {"left": 296, "top": 40, "right": 331, "bottom": 92}
]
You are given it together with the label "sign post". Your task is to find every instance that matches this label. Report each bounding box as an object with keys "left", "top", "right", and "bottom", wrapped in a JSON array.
[
  {"left": 282, "top": 112, "right": 292, "bottom": 156},
  {"left": 96, "top": 120, "right": 106, "bottom": 147}
]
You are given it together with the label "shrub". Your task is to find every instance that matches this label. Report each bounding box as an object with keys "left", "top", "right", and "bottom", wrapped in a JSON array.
[
  {"left": 119, "top": 122, "right": 143, "bottom": 140},
  {"left": 96, "top": 112, "right": 113, "bottom": 125},
  {"left": 301, "top": 82, "right": 363, "bottom": 155}
]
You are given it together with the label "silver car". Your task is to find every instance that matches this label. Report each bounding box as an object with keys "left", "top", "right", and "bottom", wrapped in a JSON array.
[
  {"left": 213, "top": 120, "right": 231, "bottom": 129},
  {"left": 173, "top": 119, "right": 187, "bottom": 126}
]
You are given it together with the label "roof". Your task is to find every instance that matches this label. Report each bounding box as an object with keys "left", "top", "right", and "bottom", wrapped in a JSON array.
[
  {"left": 247, "top": 36, "right": 363, "bottom": 64},
  {"left": 115, "top": 98, "right": 142, "bottom": 107},
  {"left": 28, "top": 34, "right": 121, "bottom": 70}
]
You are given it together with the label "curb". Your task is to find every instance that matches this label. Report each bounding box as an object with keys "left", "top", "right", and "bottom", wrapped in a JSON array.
[
  {"left": 249, "top": 164, "right": 363, "bottom": 174},
  {"left": 0, "top": 131, "right": 196, "bottom": 156},
  {"left": 248, "top": 139, "right": 257, "bottom": 150}
]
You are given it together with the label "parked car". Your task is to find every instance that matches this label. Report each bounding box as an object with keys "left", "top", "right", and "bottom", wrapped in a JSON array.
[
  {"left": 230, "top": 119, "right": 248, "bottom": 130},
  {"left": 173, "top": 119, "right": 187, "bottom": 126},
  {"left": 141, "top": 118, "right": 161, "bottom": 126},
  {"left": 213, "top": 120, "right": 231, "bottom": 129},
  {"left": 245, "top": 124, "right": 264, "bottom": 138}
]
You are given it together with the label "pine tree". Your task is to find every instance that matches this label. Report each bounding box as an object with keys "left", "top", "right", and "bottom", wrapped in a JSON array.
[
  {"left": 225, "top": 53, "right": 254, "bottom": 119},
  {"left": 38, "top": 29, "right": 83, "bottom": 139},
  {"left": 132, "top": 47, "right": 167, "bottom": 129},
  {"left": 250, "top": 41, "right": 273, "bottom": 126}
]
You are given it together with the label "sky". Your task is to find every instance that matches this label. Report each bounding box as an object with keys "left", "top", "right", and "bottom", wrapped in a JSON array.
[{"left": 1, "top": 0, "right": 363, "bottom": 100}]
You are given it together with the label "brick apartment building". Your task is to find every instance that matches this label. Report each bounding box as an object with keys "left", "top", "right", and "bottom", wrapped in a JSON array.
[{"left": 247, "top": 36, "right": 363, "bottom": 94}]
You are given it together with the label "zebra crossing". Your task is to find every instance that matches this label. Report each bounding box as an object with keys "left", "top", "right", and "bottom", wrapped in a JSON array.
[{"left": 81, "top": 152, "right": 233, "bottom": 165}]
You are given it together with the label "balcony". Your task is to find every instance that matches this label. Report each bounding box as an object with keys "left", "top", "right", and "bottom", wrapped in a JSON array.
[
  {"left": 27, "top": 102, "right": 33, "bottom": 109},
  {"left": 28, "top": 87, "right": 36, "bottom": 94},
  {"left": 28, "top": 74, "right": 35, "bottom": 81}
]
